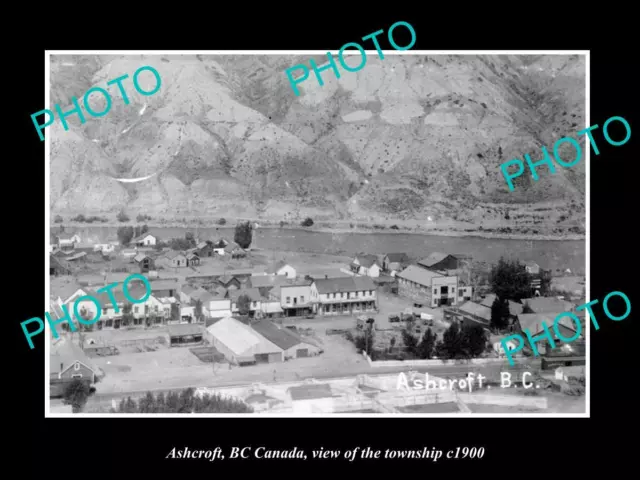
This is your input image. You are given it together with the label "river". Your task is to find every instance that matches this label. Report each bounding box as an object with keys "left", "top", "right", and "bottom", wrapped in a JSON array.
[{"left": 61, "top": 226, "right": 586, "bottom": 274}]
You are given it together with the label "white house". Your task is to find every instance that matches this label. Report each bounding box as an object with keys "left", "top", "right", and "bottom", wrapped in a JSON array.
[
  {"left": 266, "top": 260, "right": 296, "bottom": 279},
  {"left": 349, "top": 254, "right": 381, "bottom": 278},
  {"left": 229, "top": 288, "right": 263, "bottom": 315},
  {"left": 132, "top": 233, "right": 157, "bottom": 247}
]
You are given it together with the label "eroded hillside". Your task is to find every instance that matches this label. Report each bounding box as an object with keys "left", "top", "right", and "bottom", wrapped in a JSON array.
[{"left": 49, "top": 53, "right": 586, "bottom": 234}]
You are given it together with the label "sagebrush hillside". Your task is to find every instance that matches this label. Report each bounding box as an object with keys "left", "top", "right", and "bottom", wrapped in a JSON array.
[{"left": 49, "top": 54, "right": 586, "bottom": 233}]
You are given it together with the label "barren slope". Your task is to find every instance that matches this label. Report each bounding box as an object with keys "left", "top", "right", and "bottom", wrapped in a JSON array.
[{"left": 49, "top": 54, "right": 586, "bottom": 233}]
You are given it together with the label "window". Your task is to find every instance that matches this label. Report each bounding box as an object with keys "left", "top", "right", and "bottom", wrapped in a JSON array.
[
  {"left": 134, "top": 306, "right": 139, "bottom": 313},
  {"left": 459, "top": 290, "right": 464, "bottom": 297},
  {"left": 74, "top": 362, "right": 80, "bottom": 371},
  {"left": 286, "top": 297, "right": 291, "bottom": 304},
  {"left": 72, "top": 374, "right": 83, "bottom": 379},
  {"left": 434, "top": 289, "right": 438, "bottom": 295},
  {"left": 300, "top": 296, "right": 305, "bottom": 303}
]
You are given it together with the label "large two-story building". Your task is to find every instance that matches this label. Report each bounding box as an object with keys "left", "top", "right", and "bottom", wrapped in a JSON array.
[
  {"left": 273, "top": 278, "right": 318, "bottom": 317},
  {"left": 396, "top": 265, "right": 459, "bottom": 308},
  {"left": 312, "top": 276, "right": 377, "bottom": 316}
]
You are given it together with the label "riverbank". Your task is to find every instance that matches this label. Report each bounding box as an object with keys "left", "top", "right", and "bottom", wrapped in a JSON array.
[{"left": 52, "top": 216, "right": 585, "bottom": 242}]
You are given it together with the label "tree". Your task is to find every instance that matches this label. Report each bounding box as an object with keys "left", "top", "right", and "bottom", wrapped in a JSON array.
[
  {"left": 461, "top": 324, "right": 487, "bottom": 357},
  {"left": 301, "top": 217, "right": 314, "bottom": 227},
  {"left": 63, "top": 379, "right": 91, "bottom": 413},
  {"left": 234, "top": 221, "right": 253, "bottom": 249},
  {"left": 417, "top": 328, "right": 436, "bottom": 359},
  {"left": 120, "top": 303, "right": 134, "bottom": 327},
  {"left": 117, "top": 210, "right": 130, "bottom": 222},
  {"left": 436, "top": 322, "right": 466, "bottom": 359},
  {"left": 490, "top": 296, "right": 511, "bottom": 331},
  {"left": 54, "top": 215, "right": 63, "bottom": 223},
  {"left": 112, "top": 388, "right": 254, "bottom": 413},
  {"left": 170, "top": 303, "right": 180, "bottom": 321},
  {"left": 237, "top": 294, "right": 251, "bottom": 316},
  {"left": 133, "top": 224, "right": 149, "bottom": 238},
  {"left": 185, "top": 231, "right": 196, "bottom": 248},
  {"left": 194, "top": 300, "right": 203, "bottom": 322},
  {"left": 389, "top": 336, "right": 396, "bottom": 352},
  {"left": 401, "top": 329, "right": 419, "bottom": 356},
  {"left": 217, "top": 218, "right": 227, "bottom": 225},
  {"left": 539, "top": 268, "right": 552, "bottom": 296},
  {"left": 490, "top": 257, "right": 532, "bottom": 301},
  {"left": 117, "top": 226, "right": 135, "bottom": 246}
]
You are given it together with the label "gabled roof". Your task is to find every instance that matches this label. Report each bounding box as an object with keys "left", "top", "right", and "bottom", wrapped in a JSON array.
[
  {"left": 313, "top": 276, "right": 376, "bottom": 294},
  {"left": 517, "top": 313, "right": 579, "bottom": 338},
  {"left": 133, "top": 252, "right": 153, "bottom": 262},
  {"left": 131, "top": 233, "right": 156, "bottom": 243},
  {"left": 249, "top": 275, "right": 289, "bottom": 289},
  {"left": 396, "top": 265, "right": 444, "bottom": 286},
  {"left": 206, "top": 317, "right": 281, "bottom": 356},
  {"left": 224, "top": 242, "right": 243, "bottom": 253},
  {"left": 251, "top": 320, "right": 305, "bottom": 350},
  {"left": 50, "top": 339, "right": 97, "bottom": 377},
  {"left": 480, "top": 294, "right": 524, "bottom": 316},
  {"left": 523, "top": 297, "right": 574, "bottom": 314},
  {"left": 385, "top": 253, "right": 409, "bottom": 263},
  {"left": 417, "top": 252, "right": 450, "bottom": 268},
  {"left": 165, "top": 250, "right": 187, "bottom": 260},
  {"left": 266, "top": 260, "right": 291, "bottom": 275},
  {"left": 196, "top": 241, "right": 209, "bottom": 249},
  {"left": 354, "top": 254, "right": 379, "bottom": 268},
  {"left": 149, "top": 280, "right": 178, "bottom": 291},
  {"left": 229, "top": 288, "right": 262, "bottom": 303},
  {"left": 50, "top": 254, "right": 73, "bottom": 273},
  {"left": 458, "top": 301, "right": 491, "bottom": 322}
]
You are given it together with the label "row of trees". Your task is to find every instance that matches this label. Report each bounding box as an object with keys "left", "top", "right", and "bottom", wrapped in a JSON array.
[
  {"left": 401, "top": 323, "right": 487, "bottom": 360},
  {"left": 112, "top": 388, "right": 254, "bottom": 413},
  {"left": 117, "top": 224, "right": 149, "bottom": 246},
  {"left": 488, "top": 257, "right": 552, "bottom": 331}
]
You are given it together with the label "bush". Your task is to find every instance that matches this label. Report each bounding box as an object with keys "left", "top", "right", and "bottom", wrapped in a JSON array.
[
  {"left": 301, "top": 217, "right": 314, "bottom": 227},
  {"left": 54, "top": 215, "right": 63, "bottom": 223},
  {"left": 136, "top": 214, "right": 152, "bottom": 222},
  {"left": 117, "top": 211, "right": 130, "bottom": 222},
  {"left": 71, "top": 214, "right": 86, "bottom": 222},
  {"left": 63, "top": 379, "right": 92, "bottom": 413},
  {"left": 390, "top": 225, "right": 399, "bottom": 230},
  {"left": 217, "top": 218, "right": 227, "bottom": 225}
]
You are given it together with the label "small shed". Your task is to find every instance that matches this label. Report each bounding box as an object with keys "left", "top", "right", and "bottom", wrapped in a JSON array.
[{"left": 166, "top": 323, "right": 204, "bottom": 346}]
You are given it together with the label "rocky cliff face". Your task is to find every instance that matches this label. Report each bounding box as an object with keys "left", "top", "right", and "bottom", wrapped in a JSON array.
[{"left": 49, "top": 53, "right": 586, "bottom": 230}]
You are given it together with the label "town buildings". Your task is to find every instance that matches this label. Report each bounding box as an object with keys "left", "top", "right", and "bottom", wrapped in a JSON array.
[
  {"left": 349, "top": 254, "right": 382, "bottom": 278},
  {"left": 313, "top": 276, "right": 377, "bottom": 315},
  {"left": 275, "top": 279, "right": 318, "bottom": 317},
  {"left": 417, "top": 252, "right": 471, "bottom": 273},
  {"left": 382, "top": 253, "right": 409, "bottom": 275},
  {"left": 396, "top": 265, "right": 459, "bottom": 308}
]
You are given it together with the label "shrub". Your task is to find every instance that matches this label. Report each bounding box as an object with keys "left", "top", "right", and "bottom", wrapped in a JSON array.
[
  {"left": 117, "top": 211, "right": 130, "bottom": 222},
  {"left": 54, "top": 215, "right": 63, "bottom": 223},
  {"left": 217, "top": 218, "right": 227, "bottom": 225},
  {"left": 71, "top": 214, "right": 86, "bottom": 222},
  {"left": 136, "top": 214, "right": 152, "bottom": 222},
  {"left": 301, "top": 217, "right": 314, "bottom": 227}
]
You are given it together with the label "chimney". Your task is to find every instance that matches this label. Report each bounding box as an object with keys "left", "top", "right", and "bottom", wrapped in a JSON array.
[
  {"left": 60, "top": 363, "right": 64, "bottom": 372},
  {"left": 325, "top": 275, "right": 328, "bottom": 279}
]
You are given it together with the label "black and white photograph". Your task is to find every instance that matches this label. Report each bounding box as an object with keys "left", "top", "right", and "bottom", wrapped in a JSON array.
[{"left": 45, "top": 51, "right": 588, "bottom": 417}]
